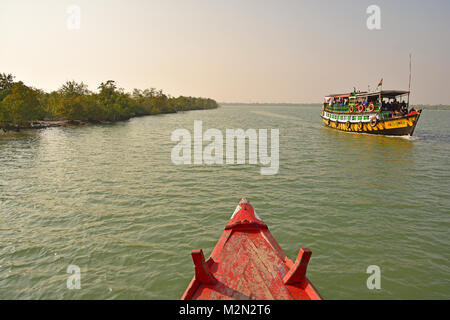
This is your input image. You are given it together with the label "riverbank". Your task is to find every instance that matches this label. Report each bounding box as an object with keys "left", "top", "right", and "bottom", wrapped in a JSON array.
[
  {"left": 0, "top": 108, "right": 213, "bottom": 133},
  {"left": 0, "top": 74, "right": 218, "bottom": 132},
  {"left": 1, "top": 119, "right": 107, "bottom": 132}
]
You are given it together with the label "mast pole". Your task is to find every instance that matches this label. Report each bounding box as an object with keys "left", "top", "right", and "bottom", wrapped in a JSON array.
[
  {"left": 408, "top": 54, "right": 412, "bottom": 107},
  {"left": 378, "top": 79, "right": 382, "bottom": 110}
]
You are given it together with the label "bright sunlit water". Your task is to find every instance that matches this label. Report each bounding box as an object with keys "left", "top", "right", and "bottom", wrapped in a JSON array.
[{"left": 0, "top": 105, "right": 449, "bottom": 299}]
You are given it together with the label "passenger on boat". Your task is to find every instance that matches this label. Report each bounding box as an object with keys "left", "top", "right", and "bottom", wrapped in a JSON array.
[
  {"left": 383, "top": 100, "right": 395, "bottom": 112},
  {"left": 401, "top": 102, "right": 408, "bottom": 115},
  {"left": 408, "top": 107, "right": 418, "bottom": 115}
]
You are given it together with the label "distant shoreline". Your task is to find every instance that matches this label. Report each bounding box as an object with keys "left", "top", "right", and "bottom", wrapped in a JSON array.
[
  {"left": 0, "top": 107, "right": 213, "bottom": 133},
  {"left": 219, "top": 102, "right": 322, "bottom": 107},
  {"left": 0, "top": 73, "right": 218, "bottom": 133}
]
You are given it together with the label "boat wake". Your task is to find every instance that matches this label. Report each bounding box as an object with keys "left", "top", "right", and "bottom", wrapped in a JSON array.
[{"left": 385, "top": 134, "right": 418, "bottom": 140}]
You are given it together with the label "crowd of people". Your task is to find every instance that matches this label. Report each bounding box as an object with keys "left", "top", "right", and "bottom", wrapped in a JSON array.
[
  {"left": 381, "top": 99, "right": 408, "bottom": 115},
  {"left": 327, "top": 97, "right": 416, "bottom": 117},
  {"left": 328, "top": 97, "right": 349, "bottom": 107}
]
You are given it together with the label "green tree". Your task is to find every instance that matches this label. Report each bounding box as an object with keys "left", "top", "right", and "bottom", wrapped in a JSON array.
[
  {"left": 0, "top": 73, "right": 15, "bottom": 102},
  {"left": 58, "top": 80, "right": 90, "bottom": 97},
  {"left": 50, "top": 81, "right": 91, "bottom": 120},
  {"left": 0, "top": 73, "right": 14, "bottom": 90},
  {"left": 1, "top": 75, "right": 218, "bottom": 128},
  {"left": 0, "top": 82, "right": 43, "bottom": 126},
  {"left": 98, "top": 80, "right": 118, "bottom": 103}
]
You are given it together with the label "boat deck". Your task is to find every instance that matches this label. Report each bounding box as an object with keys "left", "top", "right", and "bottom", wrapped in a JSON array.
[{"left": 182, "top": 199, "right": 321, "bottom": 300}]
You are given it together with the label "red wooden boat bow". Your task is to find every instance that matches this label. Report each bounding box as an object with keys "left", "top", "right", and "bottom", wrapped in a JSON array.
[{"left": 181, "top": 198, "right": 322, "bottom": 300}]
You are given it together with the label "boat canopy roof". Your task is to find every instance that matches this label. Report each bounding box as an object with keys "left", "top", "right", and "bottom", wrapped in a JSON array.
[
  {"left": 326, "top": 90, "right": 409, "bottom": 99},
  {"left": 356, "top": 90, "right": 409, "bottom": 98},
  {"left": 326, "top": 93, "right": 351, "bottom": 98},
  {"left": 327, "top": 93, "right": 351, "bottom": 98}
]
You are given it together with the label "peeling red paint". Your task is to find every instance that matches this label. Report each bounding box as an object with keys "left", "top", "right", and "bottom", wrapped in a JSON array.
[{"left": 181, "top": 198, "right": 322, "bottom": 300}]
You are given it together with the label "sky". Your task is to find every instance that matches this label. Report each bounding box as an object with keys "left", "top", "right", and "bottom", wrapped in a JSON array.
[{"left": 0, "top": 0, "right": 449, "bottom": 104}]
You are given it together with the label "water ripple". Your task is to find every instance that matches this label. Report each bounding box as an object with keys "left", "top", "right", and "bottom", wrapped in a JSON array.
[{"left": 0, "top": 105, "right": 449, "bottom": 299}]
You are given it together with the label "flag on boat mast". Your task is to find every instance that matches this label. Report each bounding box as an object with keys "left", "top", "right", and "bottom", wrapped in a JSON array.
[
  {"left": 377, "top": 78, "right": 383, "bottom": 107},
  {"left": 377, "top": 78, "right": 383, "bottom": 89}
]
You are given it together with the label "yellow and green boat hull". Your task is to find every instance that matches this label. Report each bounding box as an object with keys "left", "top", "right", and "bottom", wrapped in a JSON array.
[{"left": 321, "top": 111, "right": 421, "bottom": 136}]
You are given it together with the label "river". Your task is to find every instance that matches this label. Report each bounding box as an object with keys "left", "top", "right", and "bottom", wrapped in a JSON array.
[{"left": 0, "top": 105, "right": 449, "bottom": 299}]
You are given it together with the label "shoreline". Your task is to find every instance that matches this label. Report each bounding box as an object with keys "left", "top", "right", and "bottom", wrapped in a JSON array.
[
  {"left": 1, "top": 119, "right": 112, "bottom": 132},
  {"left": 0, "top": 107, "right": 215, "bottom": 133},
  {"left": 0, "top": 76, "right": 219, "bottom": 134}
]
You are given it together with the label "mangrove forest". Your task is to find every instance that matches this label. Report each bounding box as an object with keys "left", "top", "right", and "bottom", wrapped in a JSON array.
[{"left": 0, "top": 73, "right": 218, "bottom": 131}]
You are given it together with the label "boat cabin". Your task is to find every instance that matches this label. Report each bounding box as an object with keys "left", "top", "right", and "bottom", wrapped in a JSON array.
[{"left": 324, "top": 90, "right": 412, "bottom": 119}]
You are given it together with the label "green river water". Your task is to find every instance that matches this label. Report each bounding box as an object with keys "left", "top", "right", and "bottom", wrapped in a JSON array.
[{"left": 0, "top": 105, "right": 449, "bottom": 299}]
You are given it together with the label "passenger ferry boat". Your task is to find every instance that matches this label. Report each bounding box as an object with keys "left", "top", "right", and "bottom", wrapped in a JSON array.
[{"left": 321, "top": 89, "right": 422, "bottom": 136}]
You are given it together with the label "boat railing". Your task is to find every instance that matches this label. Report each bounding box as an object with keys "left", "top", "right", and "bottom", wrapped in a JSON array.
[{"left": 323, "top": 103, "right": 381, "bottom": 113}]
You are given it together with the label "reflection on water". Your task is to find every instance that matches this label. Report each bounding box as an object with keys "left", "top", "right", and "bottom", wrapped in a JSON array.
[{"left": 0, "top": 106, "right": 449, "bottom": 299}]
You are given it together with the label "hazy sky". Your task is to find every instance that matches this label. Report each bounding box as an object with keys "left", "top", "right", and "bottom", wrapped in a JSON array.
[{"left": 0, "top": 0, "right": 449, "bottom": 104}]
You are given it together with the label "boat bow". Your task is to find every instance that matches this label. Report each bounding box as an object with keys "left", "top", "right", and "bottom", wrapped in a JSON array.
[{"left": 181, "top": 198, "right": 322, "bottom": 300}]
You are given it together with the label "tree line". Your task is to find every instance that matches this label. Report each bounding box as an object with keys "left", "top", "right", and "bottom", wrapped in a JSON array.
[{"left": 0, "top": 73, "right": 218, "bottom": 128}]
